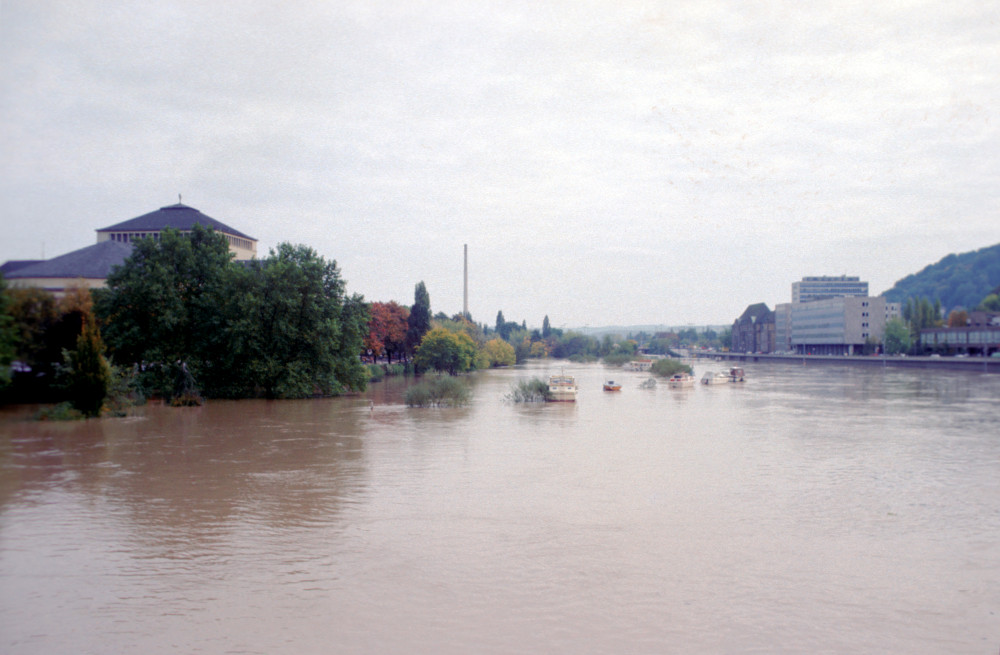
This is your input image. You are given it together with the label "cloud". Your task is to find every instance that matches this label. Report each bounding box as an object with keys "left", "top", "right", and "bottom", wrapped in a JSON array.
[{"left": 2, "top": 0, "right": 998, "bottom": 326}]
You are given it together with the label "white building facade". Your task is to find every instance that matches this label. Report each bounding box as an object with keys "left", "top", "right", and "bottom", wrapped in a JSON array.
[
  {"left": 792, "top": 276, "right": 869, "bottom": 303},
  {"left": 785, "top": 296, "right": 900, "bottom": 355}
]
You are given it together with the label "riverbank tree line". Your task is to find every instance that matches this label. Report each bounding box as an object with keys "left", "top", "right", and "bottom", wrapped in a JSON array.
[
  {"left": 2, "top": 225, "right": 732, "bottom": 414},
  {"left": 0, "top": 227, "right": 370, "bottom": 413},
  {"left": 881, "top": 288, "right": 1000, "bottom": 355}
]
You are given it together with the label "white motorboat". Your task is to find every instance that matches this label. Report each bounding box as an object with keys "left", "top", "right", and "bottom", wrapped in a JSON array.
[
  {"left": 547, "top": 374, "right": 578, "bottom": 401},
  {"left": 666, "top": 372, "right": 695, "bottom": 388},
  {"left": 701, "top": 371, "right": 731, "bottom": 385}
]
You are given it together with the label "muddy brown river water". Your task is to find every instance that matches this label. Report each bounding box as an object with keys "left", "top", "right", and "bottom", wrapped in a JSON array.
[{"left": 1, "top": 360, "right": 998, "bottom": 653}]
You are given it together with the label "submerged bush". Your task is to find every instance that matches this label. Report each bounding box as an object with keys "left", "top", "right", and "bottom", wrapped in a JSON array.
[
  {"left": 35, "top": 402, "right": 84, "bottom": 421},
  {"left": 367, "top": 362, "right": 410, "bottom": 383},
  {"left": 650, "top": 358, "right": 692, "bottom": 378},
  {"left": 386, "top": 363, "right": 411, "bottom": 377},
  {"left": 367, "top": 364, "right": 385, "bottom": 382},
  {"left": 405, "top": 375, "right": 471, "bottom": 407},
  {"left": 103, "top": 364, "right": 145, "bottom": 417},
  {"left": 505, "top": 377, "right": 552, "bottom": 403},
  {"left": 601, "top": 353, "right": 634, "bottom": 367}
]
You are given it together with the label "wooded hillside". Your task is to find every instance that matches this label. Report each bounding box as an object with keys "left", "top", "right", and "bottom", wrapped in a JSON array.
[{"left": 882, "top": 243, "right": 1000, "bottom": 310}]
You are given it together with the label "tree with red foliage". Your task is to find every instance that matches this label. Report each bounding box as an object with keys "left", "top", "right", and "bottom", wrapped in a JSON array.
[{"left": 365, "top": 301, "right": 410, "bottom": 363}]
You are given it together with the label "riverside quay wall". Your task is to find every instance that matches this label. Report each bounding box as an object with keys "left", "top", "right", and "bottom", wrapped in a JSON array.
[{"left": 700, "top": 352, "right": 1000, "bottom": 374}]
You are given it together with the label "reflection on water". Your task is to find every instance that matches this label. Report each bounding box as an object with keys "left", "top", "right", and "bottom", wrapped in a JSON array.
[{"left": 1, "top": 361, "right": 998, "bottom": 654}]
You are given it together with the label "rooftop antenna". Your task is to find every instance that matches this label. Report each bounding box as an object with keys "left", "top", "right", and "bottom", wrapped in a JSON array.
[{"left": 178, "top": 193, "right": 182, "bottom": 204}]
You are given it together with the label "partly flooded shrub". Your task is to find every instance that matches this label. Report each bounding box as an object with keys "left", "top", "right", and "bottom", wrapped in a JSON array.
[
  {"left": 367, "top": 364, "right": 385, "bottom": 382},
  {"left": 404, "top": 383, "right": 431, "bottom": 407},
  {"left": 368, "top": 363, "right": 408, "bottom": 382},
  {"left": 602, "top": 353, "right": 633, "bottom": 367},
  {"left": 385, "top": 363, "right": 408, "bottom": 377},
  {"left": 405, "top": 376, "right": 471, "bottom": 407},
  {"left": 35, "top": 402, "right": 84, "bottom": 421},
  {"left": 650, "top": 358, "right": 692, "bottom": 378},
  {"left": 505, "top": 377, "right": 551, "bottom": 403},
  {"left": 169, "top": 390, "right": 204, "bottom": 407},
  {"left": 103, "top": 364, "right": 145, "bottom": 417}
]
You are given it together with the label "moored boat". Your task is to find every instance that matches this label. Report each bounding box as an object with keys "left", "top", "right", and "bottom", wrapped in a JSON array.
[
  {"left": 547, "top": 374, "right": 578, "bottom": 401},
  {"left": 603, "top": 380, "right": 622, "bottom": 391},
  {"left": 667, "top": 372, "right": 695, "bottom": 388},
  {"left": 701, "top": 371, "right": 730, "bottom": 385}
]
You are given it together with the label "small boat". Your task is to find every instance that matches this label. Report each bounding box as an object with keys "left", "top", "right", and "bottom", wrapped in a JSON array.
[
  {"left": 701, "top": 371, "right": 730, "bottom": 385},
  {"left": 603, "top": 380, "right": 622, "bottom": 391},
  {"left": 547, "top": 374, "right": 578, "bottom": 402},
  {"left": 667, "top": 372, "right": 695, "bottom": 388},
  {"left": 728, "top": 367, "right": 745, "bottom": 382}
]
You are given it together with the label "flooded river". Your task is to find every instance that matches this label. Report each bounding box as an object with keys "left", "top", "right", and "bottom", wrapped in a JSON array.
[{"left": 1, "top": 360, "right": 998, "bottom": 653}]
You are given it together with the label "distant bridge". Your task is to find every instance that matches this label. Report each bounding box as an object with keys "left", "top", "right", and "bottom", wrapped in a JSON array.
[{"left": 695, "top": 351, "right": 1000, "bottom": 374}]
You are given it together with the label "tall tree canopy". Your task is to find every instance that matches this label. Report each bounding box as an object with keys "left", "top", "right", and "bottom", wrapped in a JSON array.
[
  {"left": 413, "top": 327, "right": 477, "bottom": 375},
  {"left": 406, "top": 281, "right": 431, "bottom": 355},
  {"left": 5, "top": 286, "right": 99, "bottom": 401},
  {"left": 365, "top": 301, "right": 409, "bottom": 363},
  {"left": 96, "top": 227, "right": 367, "bottom": 399},
  {"left": 0, "top": 275, "right": 17, "bottom": 389},
  {"left": 219, "top": 243, "right": 369, "bottom": 398},
  {"left": 883, "top": 318, "right": 911, "bottom": 355},
  {"left": 97, "top": 225, "right": 232, "bottom": 374}
]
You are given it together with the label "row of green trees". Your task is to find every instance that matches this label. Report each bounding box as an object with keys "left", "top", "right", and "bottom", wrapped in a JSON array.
[
  {"left": 1, "top": 226, "right": 372, "bottom": 412},
  {"left": 96, "top": 226, "right": 369, "bottom": 400},
  {"left": 882, "top": 288, "right": 1000, "bottom": 355},
  {"left": 0, "top": 281, "right": 119, "bottom": 417},
  {"left": 1, "top": 224, "right": 748, "bottom": 410}
]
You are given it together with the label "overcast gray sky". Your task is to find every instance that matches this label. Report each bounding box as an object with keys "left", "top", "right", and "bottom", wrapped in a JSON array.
[{"left": 2, "top": 1, "right": 997, "bottom": 328}]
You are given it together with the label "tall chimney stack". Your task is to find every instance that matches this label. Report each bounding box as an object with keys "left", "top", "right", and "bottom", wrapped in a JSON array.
[{"left": 463, "top": 244, "right": 468, "bottom": 319}]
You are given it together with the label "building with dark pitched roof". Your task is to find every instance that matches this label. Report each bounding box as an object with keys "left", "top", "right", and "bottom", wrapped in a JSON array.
[
  {"left": 0, "top": 260, "right": 43, "bottom": 277},
  {"left": 2, "top": 202, "right": 257, "bottom": 297},
  {"left": 96, "top": 203, "right": 257, "bottom": 260},
  {"left": 732, "top": 303, "right": 775, "bottom": 353},
  {"left": 3, "top": 241, "right": 134, "bottom": 297}
]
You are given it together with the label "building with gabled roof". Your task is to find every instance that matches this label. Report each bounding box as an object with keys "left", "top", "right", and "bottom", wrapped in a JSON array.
[{"left": 732, "top": 302, "right": 775, "bottom": 353}]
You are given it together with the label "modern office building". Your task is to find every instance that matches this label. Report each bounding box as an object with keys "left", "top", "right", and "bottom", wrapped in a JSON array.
[
  {"left": 774, "top": 303, "right": 793, "bottom": 353},
  {"left": 792, "top": 276, "right": 869, "bottom": 303},
  {"left": 786, "top": 296, "right": 900, "bottom": 355}
]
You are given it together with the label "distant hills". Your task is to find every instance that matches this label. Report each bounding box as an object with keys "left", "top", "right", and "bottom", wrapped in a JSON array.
[
  {"left": 574, "top": 325, "right": 731, "bottom": 337},
  {"left": 882, "top": 243, "right": 1000, "bottom": 311}
]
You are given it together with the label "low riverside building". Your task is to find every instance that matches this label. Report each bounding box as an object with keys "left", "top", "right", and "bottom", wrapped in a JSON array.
[
  {"left": 920, "top": 311, "right": 1000, "bottom": 356},
  {"left": 2, "top": 202, "right": 257, "bottom": 297}
]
